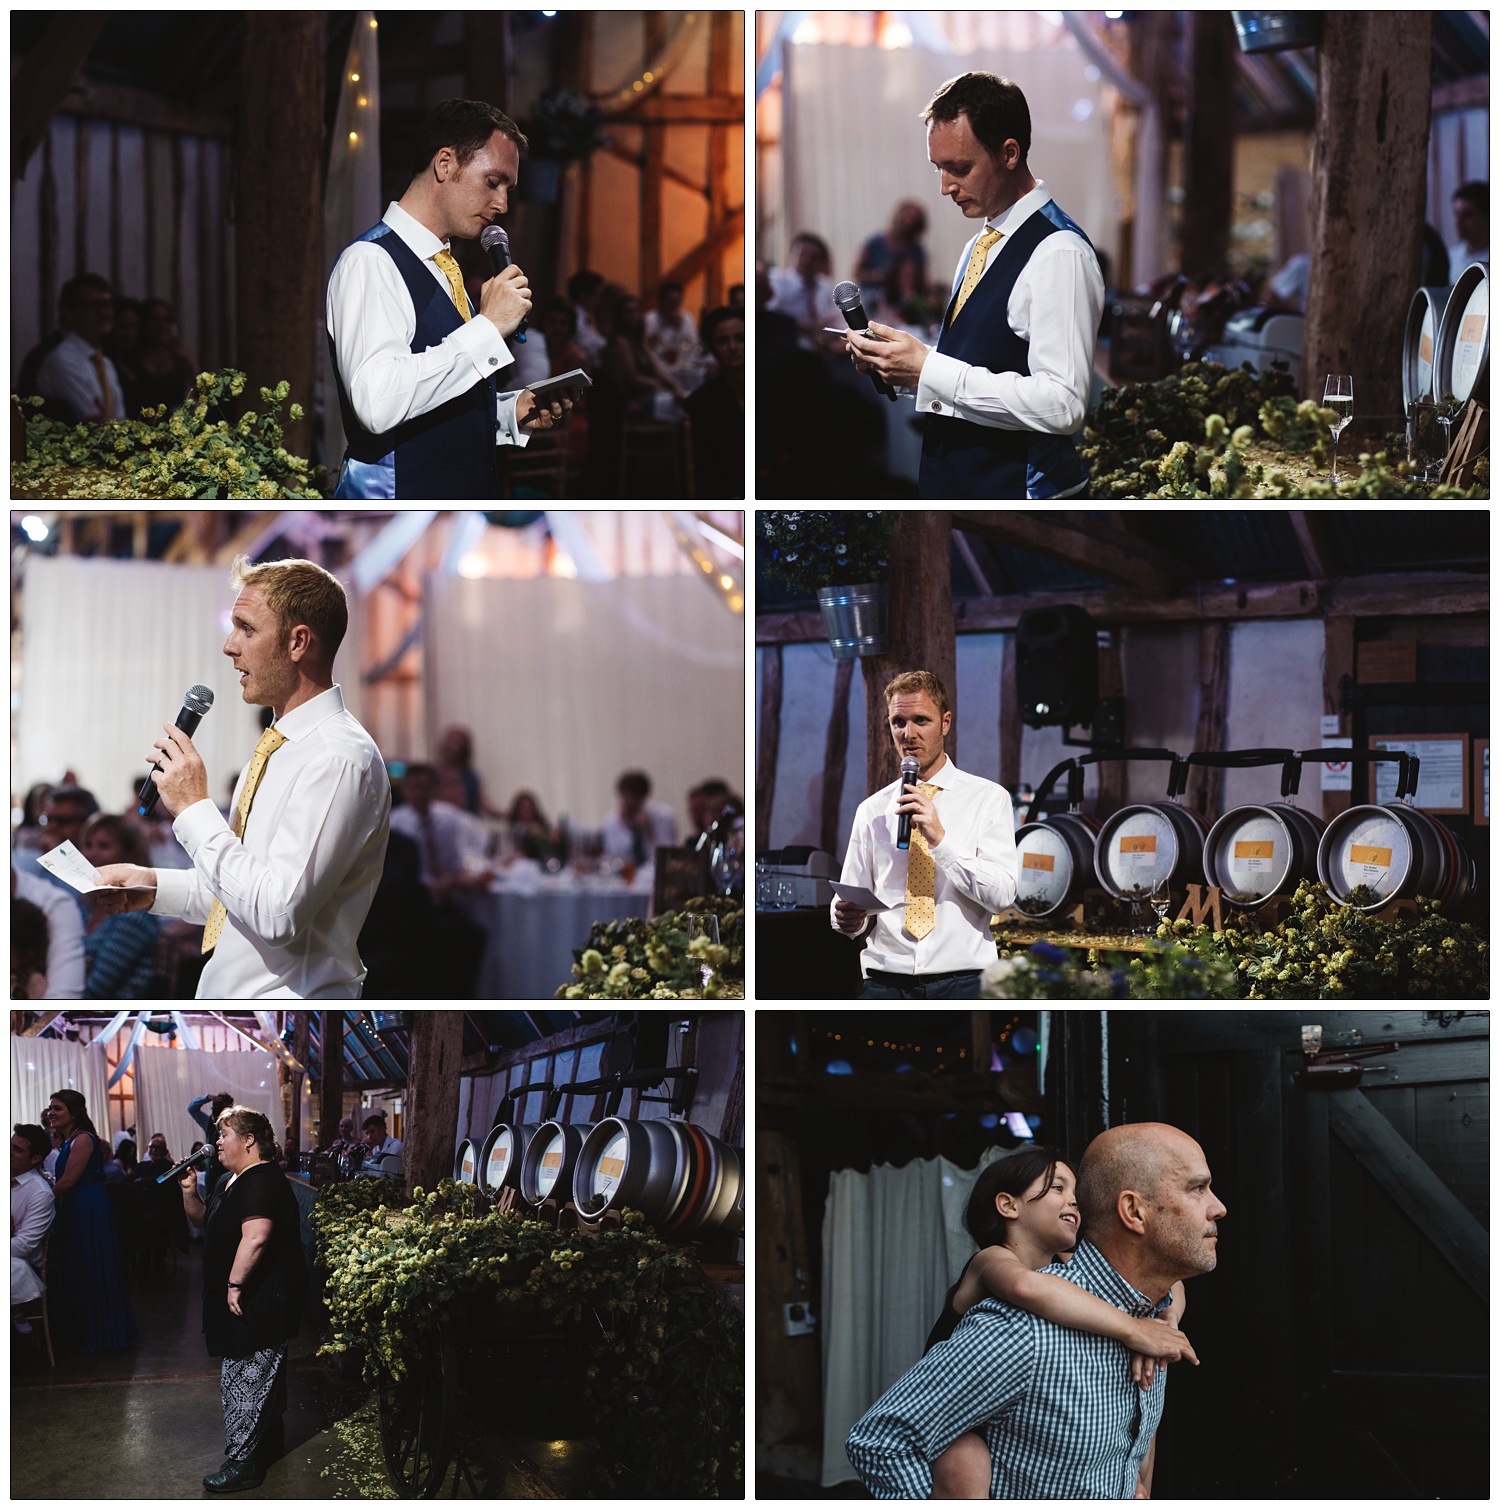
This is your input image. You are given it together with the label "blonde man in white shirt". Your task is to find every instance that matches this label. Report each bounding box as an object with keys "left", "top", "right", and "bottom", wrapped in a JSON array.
[
  {"left": 92, "top": 556, "right": 391, "bottom": 1000},
  {"left": 832, "top": 670, "right": 1017, "bottom": 998},
  {"left": 845, "top": 72, "right": 1105, "bottom": 500}
]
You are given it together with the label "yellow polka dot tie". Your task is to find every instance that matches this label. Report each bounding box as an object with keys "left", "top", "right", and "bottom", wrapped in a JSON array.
[
  {"left": 903, "top": 783, "right": 941, "bottom": 940},
  {"left": 948, "top": 228, "right": 1003, "bottom": 327},
  {"left": 202, "top": 726, "right": 287, "bottom": 954},
  {"left": 432, "top": 248, "right": 472, "bottom": 322}
]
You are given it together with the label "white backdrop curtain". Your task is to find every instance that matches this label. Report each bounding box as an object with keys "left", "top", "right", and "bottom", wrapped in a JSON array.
[
  {"left": 820, "top": 1147, "right": 1004, "bottom": 1487},
  {"left": 780, "top": 33, "right": 1116, "bottom": 285},
  {"left": 131, "top": 1043, "right": 306, "bottom": 1164},
  {"left": 423, "top": 575, "right": 744, "bottom": 834},
  {"left": 10, "top": 1035, "right": 113, "bottom": 1142},
  {"left": 15, "top": 556, "right": 270, "bottom": 811}
]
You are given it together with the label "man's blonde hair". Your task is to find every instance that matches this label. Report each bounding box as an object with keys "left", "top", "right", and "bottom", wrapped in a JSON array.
[
  {"left": 230, "top": 555, "right": 349, "bottom": 660},
  {"left": 884, "top": 669, "right": 950, "bottom": 718}
]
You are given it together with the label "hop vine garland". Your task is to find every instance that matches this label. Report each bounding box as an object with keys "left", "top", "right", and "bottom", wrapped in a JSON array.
[
  {"left": 313, "top": 1178, "right": 743, "bottom": 1496},
  {"left": 557, "top": 895, "right": 745, "bottom": 1000}
]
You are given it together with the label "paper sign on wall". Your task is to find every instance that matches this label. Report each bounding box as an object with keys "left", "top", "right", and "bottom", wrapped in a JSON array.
[{"left": 1320, "top": 737, "right": 1352, "bottom": 791}]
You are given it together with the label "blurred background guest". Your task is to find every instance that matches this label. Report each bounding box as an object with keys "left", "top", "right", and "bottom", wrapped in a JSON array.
[
  {"left": 685, "top": 306, "right": 745, "bottom": 500},
  {"left": 852, "top": 199, "right": 930, "bottom": 311},
  {"left": 11, "top": 1123, "right": 55, "bottom": 1326},
  {"left": 78, "top": 813, "right": 160, "bottom": 997},
  {"left": 602, "top": 770, "right": 678, "bottom": 867},
  {"left": 507, "top": 790, "right": 554, "bottom": 862},
  {"left": 766, "top": 232, "right": 840, "bottom": 339}
]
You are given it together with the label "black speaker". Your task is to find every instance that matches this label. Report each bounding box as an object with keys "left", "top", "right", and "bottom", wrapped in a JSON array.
[{"left": 1016, "top": 605, "right": 1098, "bottom": 728}]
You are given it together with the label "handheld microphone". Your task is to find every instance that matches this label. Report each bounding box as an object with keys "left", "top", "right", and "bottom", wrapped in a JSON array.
[
  {"left": 479, "top": 224, "right": 528, "bottom": 342},
  {"left": 833, "top": 280, "right": 897, "bottom": 402},
  {"left": 138, "top": 684, "right": 214, "bottom": 818},
  {"left": 896, "top": 756, "right": 920, "bottom": 851},
  {"left": 156, "top": 1144, "right": 213, "bottom": 1186}
]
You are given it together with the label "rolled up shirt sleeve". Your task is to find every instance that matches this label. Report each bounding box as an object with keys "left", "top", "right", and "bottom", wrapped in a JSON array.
[
  {"left": 158, "top": 753, "right": 372, "bottom": 950},
  {"left": 926, "top": 784, "right": 1019, "bottom": 914}
]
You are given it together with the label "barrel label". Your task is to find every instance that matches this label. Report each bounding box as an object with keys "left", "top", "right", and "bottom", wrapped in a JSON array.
[
  {"left": 1119, "top": 834, "right": 1156, "bottom": 864},
  {"left": 598, "top": 1155, "right": 626, "bottom": 1178},
  {"left": 1233, "top": 839, "right": 1275, "bottom": 872},
  {"left": 542, "top": 1150, "right": 563, "bottom": 1170},
  {"left": 1021, "top": 851, "right": 1055, "bottom": 872},
  {"left": 1460, "top": 314, "right": 1486, "bottom": 343},
  {"left": 1420, "top": 331, "right": 1433, "bottom": 363},
  {"left": 1349, "top": 844, "right": 1392, "bottom": 867}
]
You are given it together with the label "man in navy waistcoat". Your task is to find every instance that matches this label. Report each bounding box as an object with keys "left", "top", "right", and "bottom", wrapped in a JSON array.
[
  {"left": 847, "top": 72, "right": 1104, "bottom": 500},
  {"left": 326, "top": 99, "right": 571, "bottom": 500}
]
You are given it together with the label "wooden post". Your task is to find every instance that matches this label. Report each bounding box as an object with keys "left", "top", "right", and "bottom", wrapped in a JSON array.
[
  {"left": 820, "top": 658, "right": 855, "bottom": 856},
  {"left": 999, "top": 632, "right": 1021, "bottom": 792},
  {"left": 288, "top": 1011, "right": 310, "bottom": 1154},
  {"left": 318, "top": 1010, "right": 344, "bottom": 1151},
  {"left": 1186, "top": 621, "right": 1229, "bottom": 818},
  {"left": 404, "top": 1011, "right": 466, "bottom": 1200},
  {"left": 861, "top": 512, "right": 957, "bottom": 798},
  {"left": 972, "top": 1011, "right": 993, "bottom": 1074},
  {"left": 234, "top": 12, "right": 325, "bottom": 463},
  {"left": 1321, "top": 615, "right": 1355, "bottom": 823},
  {"left": 1302, "top": 12, "right": 1433, "bottom": 414},
  {"left": 1179, "top": 11, "right": 1236, "bottom": 275},
  {"left": 1095, "top": 634, "right": 1126, "bottom": 815},
  {"left": 756, "top": 644, "right": 783, "bottom": 852}
]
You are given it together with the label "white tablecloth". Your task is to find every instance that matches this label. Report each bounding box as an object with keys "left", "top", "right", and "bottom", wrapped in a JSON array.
[{"left": 463, "top": 871, "right": 654, "bottom": 1000}]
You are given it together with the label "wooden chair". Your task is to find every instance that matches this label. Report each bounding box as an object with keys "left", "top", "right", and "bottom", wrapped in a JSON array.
[
  {"left": 503, "top": 422, "right": 572, "bottom": 499},
  {"left": 619, "top": 414, "right": 694, "bottom": 497},
  {"left": 13, "top": 1234, "right": 54, "bottom": 1367}
]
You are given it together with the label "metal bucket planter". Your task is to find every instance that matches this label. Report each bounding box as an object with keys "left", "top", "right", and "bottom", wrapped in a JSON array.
[
  {"left": 816, "top": 582, "right": 889, "bottom": 659},
  {"left": 479, "top": 1123, "right": 539, "bottom": 1195}
]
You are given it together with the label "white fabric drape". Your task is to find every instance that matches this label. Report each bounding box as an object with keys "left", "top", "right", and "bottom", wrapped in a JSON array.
[
  {"left": 131, "top": 1043, "right": 304, "bottom": 1163},
  {"left": 780, "top": 33, "right": 1115, "bottom": 283},
  {"left": 423, "top": 574, "right": 744, "bottom": 835},
  {"left": 15, "top": 556, "right": 265, "bottom": 810},
  {"left": 819, "top": 1147, "right": 1005, "bottom": 1487},
  {"left": 10, "top": 1035, "right": 113, "bottom": 1143}
]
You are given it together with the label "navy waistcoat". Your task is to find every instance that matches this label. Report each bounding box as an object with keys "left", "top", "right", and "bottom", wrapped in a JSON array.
[
  {"left": 919, "top": 202, "right": 1093, "bottom": 501},
  {"left": 330, "top": 224, "right": 500, "bottom": 500}
]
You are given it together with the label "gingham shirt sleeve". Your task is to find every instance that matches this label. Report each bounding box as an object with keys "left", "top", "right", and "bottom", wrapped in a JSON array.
[{"left": 845, "top": 1307, "right": 1035, "bottom": 1498}]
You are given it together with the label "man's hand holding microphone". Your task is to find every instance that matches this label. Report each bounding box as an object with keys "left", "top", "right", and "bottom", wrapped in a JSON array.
[{"left": 478, "top": 224, "right": 572, "bottom": 433}]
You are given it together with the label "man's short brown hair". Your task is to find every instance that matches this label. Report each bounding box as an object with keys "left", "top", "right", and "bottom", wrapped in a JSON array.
[
  {"left": 921, "top": 71, "right": 1031, "bottom": 163},
  {"left": 884, "top": 670, "right": 950, "bottom": 718},
  {"left": 411, "top": 98, "right": 529, "bottom": 177},
  {"left": 230, "top": 554, "right": 349, "bottom": 661}
]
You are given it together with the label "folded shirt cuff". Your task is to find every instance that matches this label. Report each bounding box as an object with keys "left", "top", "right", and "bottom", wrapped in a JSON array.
[
  {"left": 173, "top": 797, "right": 230, "bottom": 856},
  {"left": 914, "top": 348, "right": 965, "bottom": 417},
  {"left": 150, "top": 865, "right": 195, "bottom": 918},
  {"left": 455, "top": 315, "right": 513, "bottom": 381}
]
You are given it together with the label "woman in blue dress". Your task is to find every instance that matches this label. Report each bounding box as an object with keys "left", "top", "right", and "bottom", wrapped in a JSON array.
[{"left": 48, "top": 1088, "right": 139, "bottom": 1353}]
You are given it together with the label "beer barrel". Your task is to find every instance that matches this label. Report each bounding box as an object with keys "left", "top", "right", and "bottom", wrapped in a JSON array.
[
  {"left": 520, "top": 1121, "right": 592, "bottom": 1205},
  {"left": 1434, "top": 261, "right": 1489, "bottom": 404},
  {"left": 664, "top": 1124, "right": 744, "bottom": 1239},
  {"left": 572, "top": 1117, "right": 688, "bottom": 1227},
  {"left": 1094, "top": 802, "right": 1208, "bottom": 901},
  {"left": 479, "top": 1123, "right": 539, "bottom": 1194},
  {"left": 1013, "top": 811, "right": 1102, "bottom": 920},
  {"left": 1203, "top": 802, "right": 1325, "bottom": 908},
  {"left": 1401, "top": 285, "right": 1452, "bottom": 408},
  {"left": 454, "top": 1138, "right": 478, "bottom": 1185},
  {"left": 1317, "top": 800, "right": 1474, "bottom": 913}
]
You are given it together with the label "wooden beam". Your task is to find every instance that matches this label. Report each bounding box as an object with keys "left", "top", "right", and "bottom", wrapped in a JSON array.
[
  {"left": 657, "top": 209, "right": 745, "bottom": 291},
  {"left": 213, "top": 511, "right": 285, "bottom": 566},
  {"left": 318, "top": 1010, "right": 344, "bottom": 1149},
  {"left": 1432, "top": 75, "right": 1488, "bottom": 113},
  {"left": 19, "top": 1011, "right": 68, "bottom": 1038},
  {"left": 1323, "top": 571, "right": 1486, "bottom": 618},
  {"left": 1289, "top": 510, "right": 1335, "bottom": 579},
  {"left": 999, "top": 631, "right": 1021, "bottom": 792},
  {"left": 1095, "top": 633, "right": 1126, "bottom": 815},
  {"left": 759, "top": 1067, "right": 1043, "bottom": 1114},
  {"left": 1321, "top": 615, "right": 1355, "bottom": 822},
  {"left": 972, "top": 1011, "right": 993, "bottom": 1075},
  {"left": 615, "top": 94, "right": 744, "bottom": 124},
  {"left": 756, "top": 643, "right": 783, "bottom": 852},
  {"left": 600, "top": 138, "right": 704, "bottom": 198},
  {"left": 953, "top": 511, "right": 1193, "bottom": 594},
  {"left": 404, "top": 1011, "right": 466, "bottom": 1201},
  {"left": 57, "top": 76, "right": 234, "bottom": 140},
  {"left": 1186, "top": 621, "right": 1229, "bottom": 817},
  {"left": 1327, "top": 1088, "right": 1488, "bottom": 1303},
  {"left": 12, "top": 12, "right": 109, "bottom": 183},
  {"left": 1179, "top": 10, "right": 1236, "bottom": 274},
  {"left": 820, "top": 658, "right": 855, "bottom": 855}
]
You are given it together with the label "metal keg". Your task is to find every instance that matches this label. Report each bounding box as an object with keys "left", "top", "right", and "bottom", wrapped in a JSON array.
[
  {"left": 520, "top": 1121, "right": 592, "bottom": 1205},
  {"left": 1013, "top": 812, "right": 1101, "bottom": 919},
  {"left": 454, "top": 1138, "right": 478, "bottom": 1184},
  {"left": 658, "top": 1123, "right": 745, "bottom": 1240},
  {"left": 572, "top": 1117, "right": 688, "bottom": 1227},
  {"left": 479, "top": 1123, "right": 539, "bottom": 1194},
  {"left": 1434, "top": 261, "right": 1489, "bottom": 404},
  {"left": 1402, "top": 285, "right": 1452, "bottom": 408},
  {"left": 1093, "top": 758, "right": 1207, "bottom": 901},
  {"left": 1203, "top": 751, "right": 1325, "bottom": 907}
]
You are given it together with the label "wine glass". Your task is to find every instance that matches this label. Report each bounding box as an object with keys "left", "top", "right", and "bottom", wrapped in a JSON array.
[
  {"left": 1323, "top": 373, "right": 1353, "bottom": 485},
  {"left": 1151, "top": 876, "right": 1171, "bottom": 933},
  {"left": 682, "top": 911, "right": 721, "bottom": 992}
]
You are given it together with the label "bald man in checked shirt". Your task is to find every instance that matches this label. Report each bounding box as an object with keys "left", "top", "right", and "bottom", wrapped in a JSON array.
[{"left": 846, "top": 1123, "right": 1226, "bottom": 1499}]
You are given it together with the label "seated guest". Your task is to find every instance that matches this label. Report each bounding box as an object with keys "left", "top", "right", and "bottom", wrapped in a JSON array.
[
  {"left": 684, "top": 306, "right": 745, "bottom": 499},
  {"left": 136, "top": 1133, "right": 174, "bottom": 1181},
  {"left": 104, "top": 1138, "right": 138, "bottom": 1183},
  {"left": 36, "top": 274, "right": 127, "bottom": 423},
  {"left": 766, "top": 232, "right": 840, "bottom": 337},
  {"left": 16, "top": 784, "right": 101, "bottom": 890},
  {"left": 390, "top": 763, "right": 487, "bottom": 894},
  {"left": 78, "top": 813, "right": 161, "bottom": 997},
  {"left": 11, "top": 1123, "right": 56, "bottom": 1328},
  {"left": 687, "top": 779, "right": 734, "bottom": 843},
  {"left": 852, "top": 199, "right": 930, "bottom": 305},
  {"left": 321, "top": 1117, "right": 361, "bottom": 1161},
  {"left": 435, "top": 726, "right": 505, "bottom": 820},
  {"left": 728, "top": 282, "right": 745, "bottom": 316},
  {"left": 540, "top": 296, "right": 593, "bottom": 377},
  {"left": 643, "top": 280, "right": 702, "bottom": 393},
  {"left": 601, "top": 771, "right": 678, "bottom": 867},
  {"left": 103, "top": 297, "right": 144, "bottom": 400},
  {"left": 362, "top": 1114, "right": 403, "bottom": 1161},
  {"left": 124, "top": 297, "right": 197, "bottom": 417},
  {"left": 569, "top": 269, "right": 608, "bottom": 367},
  {"left": 12, "top": 862, "right": 84, "bottom": 999},
  {"left": 11, "top": 897, "right": 51, "bottom": 1001},
  {"left": 507, "top": 790, "right": 553, "bottom": 862}
]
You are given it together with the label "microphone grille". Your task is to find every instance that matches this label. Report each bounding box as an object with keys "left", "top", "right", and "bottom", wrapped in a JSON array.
[
  {"left": 184, "top": 684, "right": 215, "bottom": 715},
  {"left": 833, "top": 280, "right": 860, "bottom": 308},
  {"left": 480, "top": 224, "right": 508, "bottom": 252},
  {"left": 900, "top": 755, "right": 920, "bottom": 774}
]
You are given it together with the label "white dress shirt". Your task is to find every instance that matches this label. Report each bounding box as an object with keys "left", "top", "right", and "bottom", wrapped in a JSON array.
[
  {"left": 35, "top": 331, "right": 127, "bottom": 422},
  {"left": 12, "top": 862, "right": 85, "bottom": 999},
  {"left": 389, "top": 799, "right": 486, "bottom": 886},
  {"left": 365, "top": 1134, "right": 404, "bottom": 1158},
  {"left": 1446, "top": 240, "right": 1488, "bottom": 272},
  {"left": 832, "top": 756, "right": 1018, "bottom": 978},
  {"left": 326, "top": 201, "right": 529, "bottom": 449},
  {"left": 601, "top": 800, "right": 679, "bottom": 863},
  {"left": 11, "top": 1166, "right": 55, "bottom": 1304},
  {"left": 767, "top": 266, "right": 841, "bottom": 330},
  {"left": 915, "top": 183, "right": 1104, "bottom": 465},
  {"left": 573, "top": 306, "right": 608, "bottom": 365},
  {"left": 151, "top": 684, "right": 392, "bottom": 1000}
]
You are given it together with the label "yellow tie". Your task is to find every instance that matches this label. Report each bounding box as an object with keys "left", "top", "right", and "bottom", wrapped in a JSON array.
[
  {"left": 903, "top": 783, "right": 941, "bottom": 941},
  {"left": 90, "top": 351, "right": 115, "bottom": 416},
  {"left": 432, "top": 248, "right": 472, "bottom": 322},
  {"left": 948, "top": 228, "right": 1003, "bottom": 327},
  {"left": 202, "top": 727, "right": 288, "bottom": 954}
]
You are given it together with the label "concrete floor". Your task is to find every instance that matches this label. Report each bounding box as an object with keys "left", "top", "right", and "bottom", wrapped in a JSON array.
[{"left": 11, "top": 1244, "right": 601, "bottom": 1499}]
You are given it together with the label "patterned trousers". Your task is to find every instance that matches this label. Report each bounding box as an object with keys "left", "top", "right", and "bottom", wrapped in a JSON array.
[{"left": 221, "top": 1345, "right": 288, "bottom": 1461}]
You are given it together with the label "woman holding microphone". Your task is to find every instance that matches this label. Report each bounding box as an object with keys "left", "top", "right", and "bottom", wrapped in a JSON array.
[{"left": 180, "top": 1105, "right": 307, "bottom": 1493}]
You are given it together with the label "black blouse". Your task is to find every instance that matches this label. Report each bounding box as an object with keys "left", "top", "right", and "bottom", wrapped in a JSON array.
[{"left": 201, "top": 1161, "right": 307, "bottom": 1358}]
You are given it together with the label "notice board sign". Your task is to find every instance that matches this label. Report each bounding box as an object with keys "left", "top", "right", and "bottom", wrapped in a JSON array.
[
  {"left": 1476, "top": 738, "right": 1489, "bottom": 827},
  {"left": 1370, "top": 734, "right": 1469, "bottom": 813}
]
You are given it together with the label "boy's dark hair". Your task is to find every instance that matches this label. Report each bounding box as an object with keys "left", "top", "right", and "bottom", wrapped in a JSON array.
[
  {"left": 701, "top": 306, "right": 743, "bottom": 351},
  {"left": 567, "top": 270, "right": 605, "bottom": 303},
  {"left": 12, "top": 898, "right": 50, "bottom": 983},
  {"left": 59, "top": 273, "right": 114, "bottom": 312},
  {"left": 13, "top": 1123, "right": 50, "bottom": 1162},
  {"left": 412, "top": 98, "right": 528, "bottom": 177},
  {"left": 1453, "top": 180, "right": 1488, "bottom": 212},
  {"left": 922, "top": 71, "right": 1032, "bottom": 163},
  {"left": 617, "top": 771, "right": 651, "bottom": 800},
  {"left": 362, "top": 1112, "right": 388, "bottom": 1132},
  {"left": 964, "top": 1146, "right": 1068, "bottom": 1249}
]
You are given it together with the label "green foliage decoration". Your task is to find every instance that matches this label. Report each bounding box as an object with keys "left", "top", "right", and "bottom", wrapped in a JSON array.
[
  {"left": 11, "top": 370, "right": 323, "bottom": 499},
  {"left": 758, "top": 510, "right": 893, "bottom": 596},
  {"left": 557, "top": 894, "right": 744, "bottom": 999},
  {"left": 313, "top": 1178, "right": 743, "bottom": 1496},
  {"left": 981, "top": 938, "right": 1237, "bottom": 999}
]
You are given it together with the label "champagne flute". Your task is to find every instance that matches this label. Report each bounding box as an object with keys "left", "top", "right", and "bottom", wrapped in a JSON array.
[
  {"left": 1151, "top": 875, "right": 1171, "bottom": 932},
  {"left": 682, "top": 911, "right": 721, "bottom": 992},
  {"left": 1323, "top": 373, "right": 1353, "bottom": 485}
]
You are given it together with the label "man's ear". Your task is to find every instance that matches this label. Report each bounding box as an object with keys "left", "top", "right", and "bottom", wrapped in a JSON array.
[
  {"left": 1117, "top": 1188, "right": 1149, "bottom": 1236},
  {"left": 286, "top": 624, "right": 314, "bottom": 665}
]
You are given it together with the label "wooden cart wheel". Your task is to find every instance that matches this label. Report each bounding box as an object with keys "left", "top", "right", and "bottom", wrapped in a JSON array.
[{"left": 377, "top": 1322, "right": 457, "bottom": 1498}]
